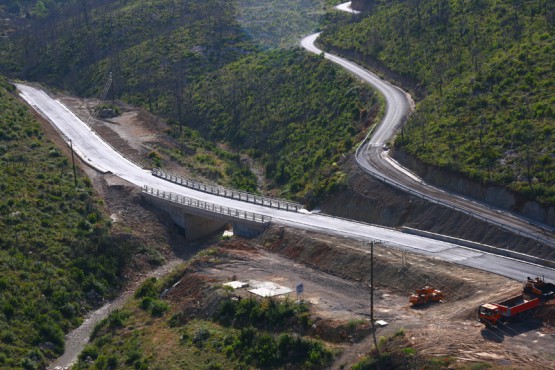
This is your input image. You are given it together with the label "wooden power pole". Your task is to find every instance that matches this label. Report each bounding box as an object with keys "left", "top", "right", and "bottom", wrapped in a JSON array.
[{"left": 70, "top": 139, "right": 77, "bottom": 188}]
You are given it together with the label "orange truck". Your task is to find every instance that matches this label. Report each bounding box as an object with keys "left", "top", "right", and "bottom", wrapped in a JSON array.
[
  {"left": 409, "top": 286, "right": 445, "bottom": 306},
  {"left": 478, "top": 294, "right": 540, "bottom": 327}
]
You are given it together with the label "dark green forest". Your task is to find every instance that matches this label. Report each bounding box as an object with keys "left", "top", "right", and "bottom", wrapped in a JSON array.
[
  {"left": 0, "top": 77, "right": 139, "bottom": 368},
  {"left": 183, "top": 49, "right": 378, "bottom": 203},
  {"left": 0, "top": 0, "right": 377, "bottom": 203},
  {"left": 320, "top": 0, "right": 555, "bottom": 205}
]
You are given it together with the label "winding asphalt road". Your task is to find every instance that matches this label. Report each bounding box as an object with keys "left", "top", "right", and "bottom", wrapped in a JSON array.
[
  {"left": 15, "top": 10, "right": 555, "bottom": 368},
  {"left": 12, "top": 0, "right": 555, "bottom": 307},
  {"left": 16, "top": 84, "right": 555, "bottom": 283},
  {"left": 301, "top": 32, "right": 555, "bottom": 250}
]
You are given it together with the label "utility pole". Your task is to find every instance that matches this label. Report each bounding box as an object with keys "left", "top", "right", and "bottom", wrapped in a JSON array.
[
  {"left": 370, "top": 241, "right": 380, "bottom": 357},
  {"left": 110, "top": 72, "right": 115, "bottom": 104},
  {"left": 370, "top": 241, "right": 374, "bottom": 322},
  {"left": 70, "top": 139, "right": 77, "bottom": 188}
]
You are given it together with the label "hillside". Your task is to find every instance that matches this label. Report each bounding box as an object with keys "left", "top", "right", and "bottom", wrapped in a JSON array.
[
  {"left": 1, "top": 0, "right": 378, "bottom": 202},
  {"left": 0, "top": 76, "right": 149, "bottom": 368},
  {"left": 182, "top": 49, "right": 379, "bottom": 203},
  {"left": 320, "top": 0, "right": 555, "bottom": 206},
  {"left": 1, "top": 0, "right": 259, "bottom": 97}
]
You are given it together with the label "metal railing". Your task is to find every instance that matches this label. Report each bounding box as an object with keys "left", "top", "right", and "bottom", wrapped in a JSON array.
[
  {"left": 142, "top": 185, "right": 271, "bottom": 224},
  {"left": 152, "top": 168, "right": 302, "bottom": 212}
]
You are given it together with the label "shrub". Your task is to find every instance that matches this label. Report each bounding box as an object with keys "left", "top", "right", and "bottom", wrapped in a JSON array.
[
  {"left": 79, "top": 344, "right": 99, "bottom": 361},
  {"left": 150, "top": 300, "right": 169, "bottom": 317},
  {"left": 135, "top": 277, "right": 158, "bottom": 299}
]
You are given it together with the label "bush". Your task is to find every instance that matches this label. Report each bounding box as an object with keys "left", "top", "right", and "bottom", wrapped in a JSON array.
[
  {"left": 107, "top": 310, "right": 129, "bottom": 330},
  {"left": 79, "top": 344, "right": 99, "bottom": 361},
  {"left": 140, "top": 297, "right": 154, "bottom": 311},
  {"left": 150, "top": 300, "right": 169, "bottom": 317},
  {"left": 224, "top": 326, "right": 333, "bottom": 368},
  {"left": 215, "top": 297, "right": 308, "bottom": 331},
  {"left": 36, "top": 320, "right": 65, "bottom": 355},
  {"left": 135, "top": 278, "right": 158, "bottom": 299}
]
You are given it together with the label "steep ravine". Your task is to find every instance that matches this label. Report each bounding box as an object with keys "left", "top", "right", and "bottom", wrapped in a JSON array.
[{"left": 321, "top": 157, "right": 555, "bottom": 261}]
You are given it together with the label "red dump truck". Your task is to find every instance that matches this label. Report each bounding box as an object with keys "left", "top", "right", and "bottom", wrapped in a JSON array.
[{"left": 478, "top": 294, "right": 540, "bottom": 327}]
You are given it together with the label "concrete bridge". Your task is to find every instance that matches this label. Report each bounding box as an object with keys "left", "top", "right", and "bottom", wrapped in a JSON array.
[
  {"left": 141, "top": 185, "right": 272, "bottom": 240},
  {"left": 151, "top": 168, "right": 302, "bottom": 212}
]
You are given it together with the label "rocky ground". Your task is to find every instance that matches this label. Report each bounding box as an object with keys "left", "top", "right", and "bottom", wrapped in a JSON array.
[{"left": 36, "top": 91, "right": 555, "bottom": 369}]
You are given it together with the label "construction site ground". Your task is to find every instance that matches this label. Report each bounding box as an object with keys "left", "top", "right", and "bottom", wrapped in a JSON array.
[
  {"left": 210, "top": 228, "right": 555, "bottom": 369},
  {"left": 36, "top": 91, "right": 555, "bottom": 369}
]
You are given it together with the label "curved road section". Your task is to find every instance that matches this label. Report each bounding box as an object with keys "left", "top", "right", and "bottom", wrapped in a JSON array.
[
  {"left": 300, "top": 33, "right": 555, "bottom": 249},
  {"left": 16, "top": 83, "right": 554, "bottom": 283}
]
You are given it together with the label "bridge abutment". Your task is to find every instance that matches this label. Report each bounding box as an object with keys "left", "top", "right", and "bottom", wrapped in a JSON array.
[
  {"left": 180, "top": 213, "right": 227, "bottom": 241},
  {"left": 232, "top": 222, "right": 267, "bottom": 238},
  {"left": 141, "top": 190, "right": 270, "bottom": 241}
]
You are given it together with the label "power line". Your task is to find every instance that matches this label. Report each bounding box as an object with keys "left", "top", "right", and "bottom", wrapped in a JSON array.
[{"left": 85, "top": 72, "right": 113, "bottom": 128}]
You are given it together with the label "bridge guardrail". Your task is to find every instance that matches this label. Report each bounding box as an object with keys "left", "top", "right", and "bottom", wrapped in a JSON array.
[
  {"left": 142, "top": 185, "right": 271, "bottom": 224},
  {"left": 152, "top": 168, "right": 302, "bottom": 212}
]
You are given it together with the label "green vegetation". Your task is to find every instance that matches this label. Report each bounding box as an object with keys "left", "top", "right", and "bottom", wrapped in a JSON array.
[
  {"left": 0, "top": 76, "right": 139, "bottom": 368},
  {"left": 184, "top": 49, "right": 378, "bottom": 203},
  {"left": 155, "top": 126, "right": 259, "bottom": 192},
  {"left": 0, "top": 0, "right": 73, "bottom": 18},
  {"left": 74, "top": 248, "right": 333, "bottom": 369},
  {"left": 351, "top": 329, "right": 453, "bottom": 369},
  {"left": 1, "top": 0, "right": 378, "bottom": 203},
  {"left": 215, "top": 295, "right": 310, "bottom": 332},
  {"left": 2, "top": 0, "right": 259, "bottom": 96},
  {"left": 236, "top": 0, "right": 326, "bottom": 48},
  {"left": 320, "top": 0, "right": 555, "bottom": 205},
  {"left": 212, "top": 296, "right": 332, "bottom": 368}
]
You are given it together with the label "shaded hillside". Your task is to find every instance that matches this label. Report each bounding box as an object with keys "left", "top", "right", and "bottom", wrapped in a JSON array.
[
  {"left": 183, "top": 49, "right": 379, "bottom": 203},
  {"left": 320, "top": 0, "right": 555, "bottom": 206},
  {"left": 0, "top": 0, "right": 71, "bottom": 18},
  {"left": 1, "top": 0, "right": 258, "bottom": 100}
]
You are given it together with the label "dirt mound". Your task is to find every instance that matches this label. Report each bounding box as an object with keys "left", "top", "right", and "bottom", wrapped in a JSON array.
[
  {"left": 164, "top": 273, "right": 226, "bottom": 325},
  {"left": 536, "top": 300, "right": 555, "bottom": 332},
  {"left": 307, "top": 318, "right": 373, "bottom": 344}
]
